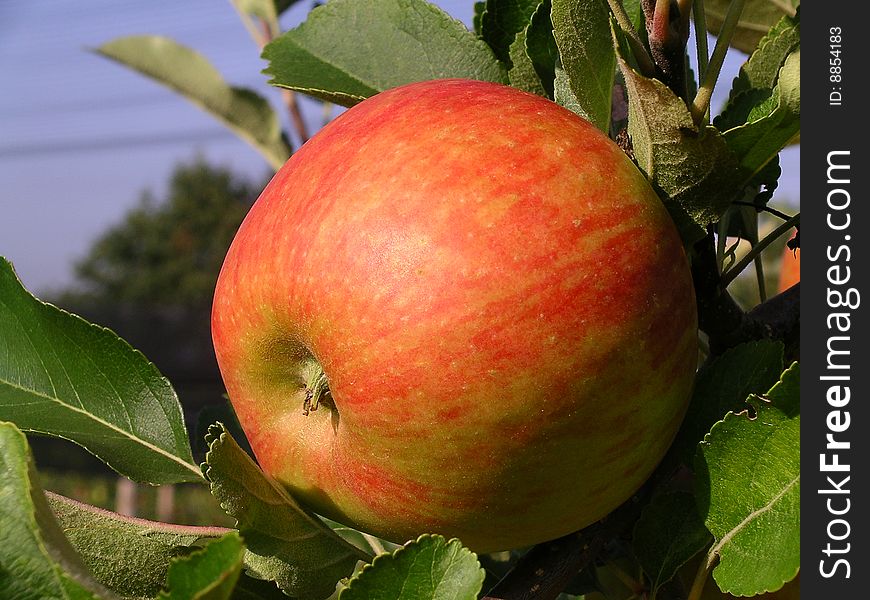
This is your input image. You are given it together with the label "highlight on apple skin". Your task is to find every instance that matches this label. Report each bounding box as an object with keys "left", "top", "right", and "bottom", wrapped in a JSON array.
[{"left": 212, "top": 78, "right": 698, "bottom": 552}]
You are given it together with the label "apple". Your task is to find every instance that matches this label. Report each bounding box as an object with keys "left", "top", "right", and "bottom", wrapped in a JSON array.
[{"left": 211, "top": 79, "right": 698, "bottom": 552}]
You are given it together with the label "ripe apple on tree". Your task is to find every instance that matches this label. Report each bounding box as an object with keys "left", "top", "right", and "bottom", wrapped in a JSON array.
[{"left": 212, "top": 79, "right": 698, "bottom": 552}]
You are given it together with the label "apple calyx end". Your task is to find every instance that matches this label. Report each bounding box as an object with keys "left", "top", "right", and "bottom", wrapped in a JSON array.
[{"left": 302, "top": 360, "right": 331, "bottom": 416}]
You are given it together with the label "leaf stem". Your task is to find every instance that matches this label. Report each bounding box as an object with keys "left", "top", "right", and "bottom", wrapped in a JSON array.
[
  {"left": 687, "top": 551, "right": 716, "bottom": 600},
  {"left": 720, "top": 213, "right": 800, "bottom": 288},
  {"left": 608, "top": 0, "right": 658, "bottom": 76},
  {"left": 232, "top": 3, "right": 310, "bottom": 147},
  {"left": 231, "top": 1, "right": 268, "bottom": 48},
  {"left": 690, "top": 0, "right": 746, "bottom": 124},
  {"left": 46, "top": 491, "right": 233, "bottom": 537},
  {"left": 692, "top": 0, "right": 709, "bottom": 83},
  {"left": 361, "top": 532, "right": 387, "bottom": 556},
  {"left": 731, "top": 201, "right": 795, "bottom": 222}
]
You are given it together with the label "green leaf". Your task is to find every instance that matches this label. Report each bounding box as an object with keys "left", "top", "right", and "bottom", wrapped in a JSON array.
[
  {"left": 49, "top": 493, "right": 288, "bottom": 600},
  {"left": 0, "top": 257, "right": 200, "bottom": 485},
  {"left": 621, "top": 0, "right": 645, "bottom": 31},
  {"left": 321, "top": 517, "right": 402, "bottom": 557},
  {"left": 705, "top": 0, "right": 800, "bottom": 53},
  {"left": 203, "top": 423, "right": 370, "bottom": 600},
  {"left": 262, "top": 0, "right": 508, "bottom": 107},
  {"left": 695, "top": 363, "right": 800, "bottom": 596},
  {"left": 159, "top": 532, "right": 245, "bottom": 600},
  {"left": 724, "top": 11, "right": 801, "bottom": 109},
  {"left": 525, "top": 0, "right": 559, "bottom": 98},
  {"left": 551, "top": 0, "right": 615, "bottom": 132},
  {"left": 723, "top": 49, "right": 800, "bottom": 188},
  {"left": 0, "top": 421, "right": 116, "bottom": 599},
  {"left": 480, "top": 0, "right": 540, "bottom": 65},
  {"left": 473, "top": 1, "right": 486, "bottom": 35},
  {"left": 633, "top": 491, "right": 713, "bottom": 593},
  {"left": 48, "top": 492, "right": 235, "bottom": 599},
  {"left": 338, "top": 534, "right": 485, "bottom": 600},
  {"left": 506, "top": 0, "right": 559, "bottom": 99},
  {"left": 616, "top": 54, "right": 740, "bottom": 245},
  {"left": 507, "top": 26, "right": 547, "bottom": 96},
  {"left": 96, "top": 36, "right": 291, "bottom": 171},
  {"left": 553, "top": 64, "right": 585, "bottom": 119},
  {"left": 664, "top": 340, "right": 784, "bottom": 471}
]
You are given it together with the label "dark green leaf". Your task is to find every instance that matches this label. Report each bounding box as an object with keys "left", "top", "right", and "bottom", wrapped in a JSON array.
[
  {"left": 551, "top": 0, "right": 615, "bottom": 132},
  {"left": 616, "top": 57, "right": 740, "bottom": 245},
  {"left": 480, "top": 0, "right": 540, "bottom": 64},
  {"left": 723, "top": 49, "right": 800, "bottom": 189},
  {"left": 203, "top": 423, "right": 370, "bottom": 599},
  {"left": 338, "top": 534, "right": 485, "bottom": 600},
  {"left": 0, "top": 421, "right": 116, "bottom": 599},
  {"left": 473, "top": 1, "right": 486, "bottom": 35},
  {"left": 506, "top": 0, "right": 558, "bottom": 98},
  {"left": 0, "top": 257, "right": 200, "bottom": 485},
  {"left": 633, "top": 491, "right": 713, "bottom": 593},
  {"left": 664, "top": 340, "right": 784, "bottom": 471},
  {"left": 508, "top": 27, "right": 547, "bottom": 95},
  {"left": 96, "top": 36, "right": 291, "bottom": 170},
  {"left": 724, "top": 11, "right": 801, "bottom": 108},
  {"left": 195, "top": 399, "right": 254, "bottom": 461},
  {"left": 525, "top": 0, "right": 558, "bottom": 98},
  {"left": 622, "top": 0, "right": 645, "bottom": 31},
  {"left": 705, "top": 0, "right": 800, "bottom": 53},
  {"left": 695, "top": 363, "right": 800, "bottom": 596},
  {"left": 262, "top": 0, "right": 508, "bottom": 107},
  {"left": 159, "top": 532, "right": 245, "bottom": 600}
]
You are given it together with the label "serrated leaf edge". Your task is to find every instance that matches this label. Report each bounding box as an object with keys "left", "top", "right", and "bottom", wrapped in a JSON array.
[
  {"left": 157, "top": 531, "right": 246, "bottom": 599},
  {"left": 0, "top": 258, "right": 201, "bottom": 484},
  {"left": 339, "top": 534, "right": 484, "bottom": 599}
]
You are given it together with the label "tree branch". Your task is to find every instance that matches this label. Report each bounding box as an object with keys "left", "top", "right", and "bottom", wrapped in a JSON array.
[
  {"left": 481, "top": 494, "right": 648, "bottom": 600},
  {"left": 692, "top": 233, "right": 800, "bottom": 360},
  {"left": 480, "top": 528, "right": 605, "bottom": 600}
]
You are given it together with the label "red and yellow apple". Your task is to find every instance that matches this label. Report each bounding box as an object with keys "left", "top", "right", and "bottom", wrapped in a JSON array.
[{"left": 212, "top": 79, "right": 697, "bottom": 552}]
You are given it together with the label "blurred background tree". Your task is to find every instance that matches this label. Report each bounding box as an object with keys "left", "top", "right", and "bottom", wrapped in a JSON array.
[
  {"left": 59, "top": 159, "right": 259, "bottom": 310},
  {"left": 32, "top": 158, "right": 262, "bottom": 523},
  {"left": 36, "top": 160, "right": 262, "bottom": 472}
]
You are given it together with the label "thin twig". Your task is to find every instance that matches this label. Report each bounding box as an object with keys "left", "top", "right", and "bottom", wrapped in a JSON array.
[
  {"left": 731, "top": 200, "right": 795, "bottom": 222},
  {"left": 692, "top": 0, "right": 709, "bottom": 84},
  {"left": 677, "top": 0, "right": 694, "bottom": 39},
  {"left": 690, "top": 0, "right": 746, "bottom": 123},
  {"left": 720, "top": 213, "right": 800, "bottom": 288},
  {"left": 480, "top": 528, "right": 605, "bottom": 600},
  {"left": 686, "top": 552, "right": 716, "bottom": 600},
  {"left": 608, "top": 0, "right": 658, "bottom": 76},
  {"left": 481, "top": 495, "right": 648, "bottom": 600},
  {"left": 232, "top": 4, "right": 310, "bottom": 146},
  {"left": 232, "top": 1, "right": 268, "bottom": 47}
]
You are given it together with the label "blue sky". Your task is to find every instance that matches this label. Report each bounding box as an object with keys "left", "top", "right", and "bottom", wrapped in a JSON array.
[{"left": 0, "top": 0, "right": 798, "bottom": 295}]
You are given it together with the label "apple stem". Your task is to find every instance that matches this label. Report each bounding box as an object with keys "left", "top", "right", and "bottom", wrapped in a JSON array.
[{"left": 302, "top": 362, "right": 331, "bottom": 416}]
